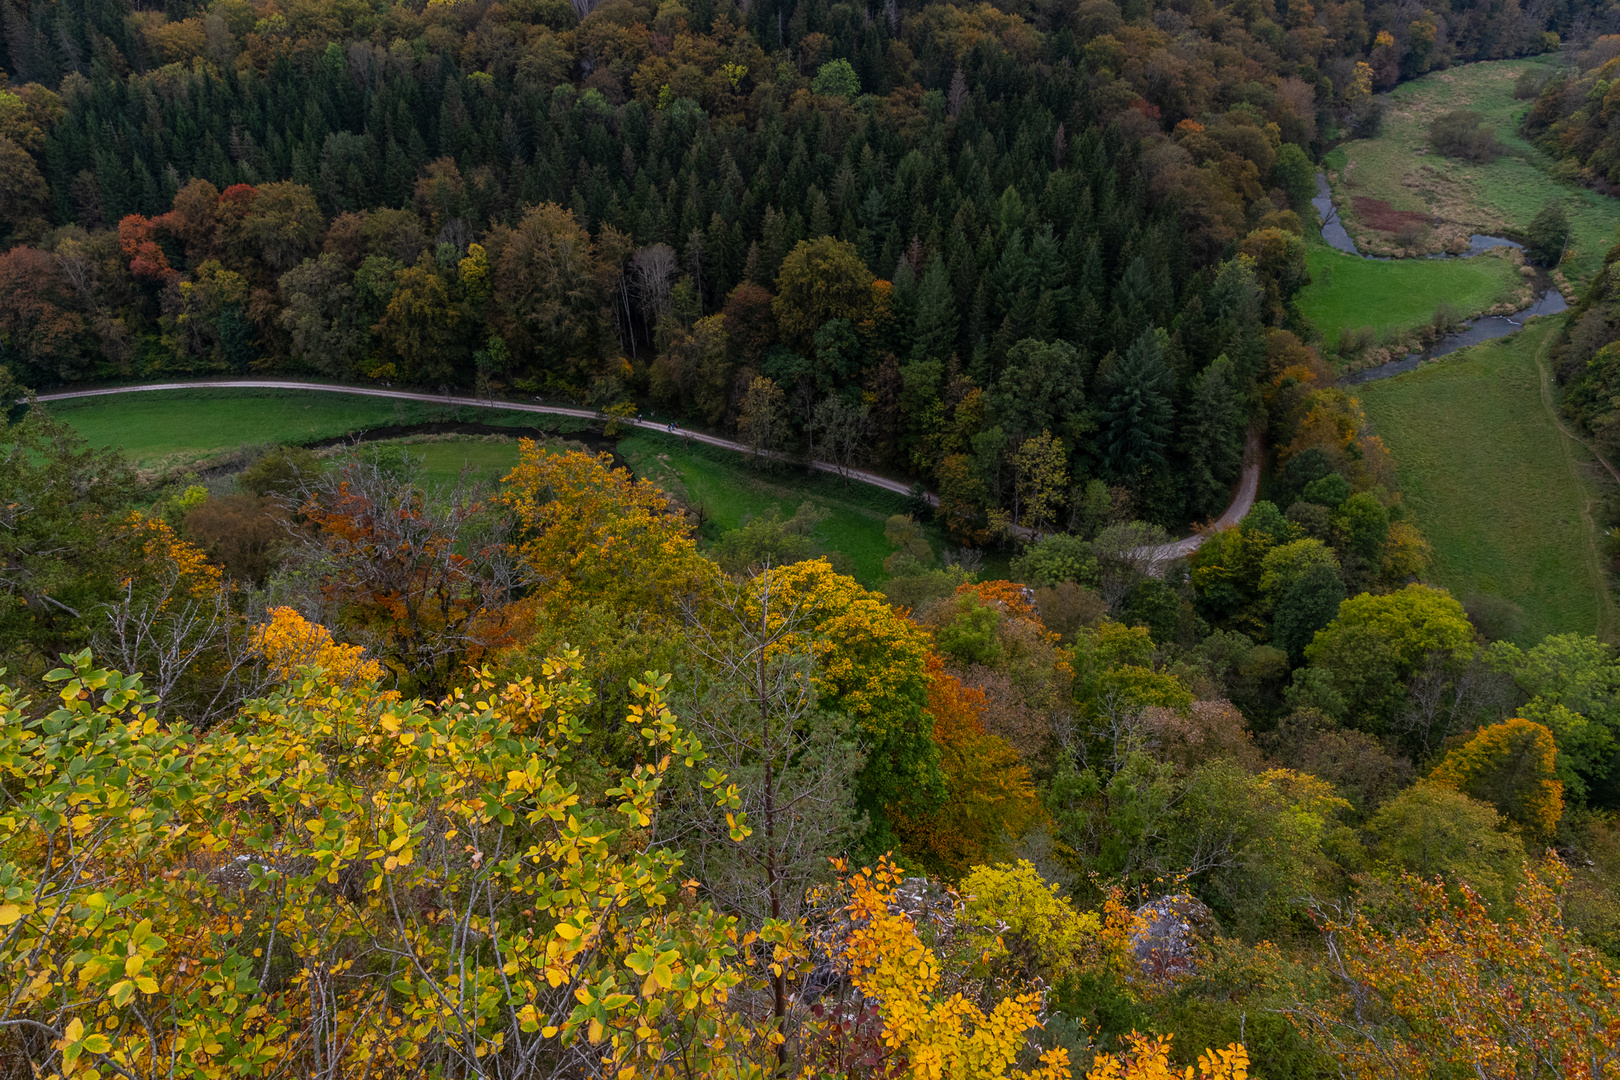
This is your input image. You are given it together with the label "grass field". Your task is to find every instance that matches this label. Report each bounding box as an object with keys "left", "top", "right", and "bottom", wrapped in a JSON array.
[
  {"left": 379, "top": 437, "right": 527, "bottom": 488},
  {"left": 1357, "top": 318, "right": 1615, "bottom": 643},
  {"left": 1300, "top": 243, "right": 1524, "bottom": 349},
  {"left": 1323, "top": 55, "right": 1620, "bottom": 289},
  {"left": 42, "top": 389, "right": 571, "bottom": 470},
  {"left": 44, "top": 388, "right": 944, "bottom": 586},
  {"left": 618, "top": 432, "right": 937, "bottom": 583}
]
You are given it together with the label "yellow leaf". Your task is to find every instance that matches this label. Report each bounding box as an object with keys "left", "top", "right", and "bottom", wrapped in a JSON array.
[{"left": 0, "top": 904, "right": 20, "bottom": 926}]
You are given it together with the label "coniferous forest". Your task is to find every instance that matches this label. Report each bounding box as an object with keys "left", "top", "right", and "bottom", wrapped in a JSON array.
[{"left": 6, "top": 0, "right": 1620, "bottom": 1075}]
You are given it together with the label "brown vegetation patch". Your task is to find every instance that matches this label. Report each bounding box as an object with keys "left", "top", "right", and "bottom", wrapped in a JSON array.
[{"left": 1352, "top": 196, "right": 1435, "bottom": 233}]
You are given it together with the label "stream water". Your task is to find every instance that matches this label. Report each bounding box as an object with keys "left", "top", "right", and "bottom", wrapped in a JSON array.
[{"left": 1314, "top": 173, "right": 1567, "bottom": 383}]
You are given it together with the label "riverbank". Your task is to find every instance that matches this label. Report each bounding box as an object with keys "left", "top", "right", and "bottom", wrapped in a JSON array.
[
  {"left": 1305, "top": 168, "right": 1566, "bottom": 379},
  {"left": 1321, "top": 54, "right": 1620, "bottom": 291}
]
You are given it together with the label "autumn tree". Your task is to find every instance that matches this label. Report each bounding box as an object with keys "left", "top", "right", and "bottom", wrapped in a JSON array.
[
  {"left": 744, "top": 558, "right": 943, "bottom": 850},
  {"left": 500, "top": 443, "right": 710, "bottom": 621},
  {"left": 892, "top": 656, "right": 1041, "bottom": 876},
  {"left": 0, "top": 647, "right": 789, "bottom": 1080},
  {"left": 1289, "top": 860, "right": 1620, "bottom": 1080},
  {"left": 736, "top": 374, "right": 787, "bottom": 457},
  {"left": 771, "top": 237, "right": 874, "bottom": 349},
  {"left": 490, "top": 202, "right": 621, "bottom": 386},
  {"left": 1430, "top": 718, "right": 1564, "bottom": 839},
  {"left": 0, "top": 247, "right": 91, "bottom": 385},
  {"left": 1013, "top": 431, "right": 1070, "bottom": 533},
  {"left": 289, "top": 447, "right": 521, "bottom": 692},
  {"left": 277, "top": 253, "right": 368, "bottom": 377}
]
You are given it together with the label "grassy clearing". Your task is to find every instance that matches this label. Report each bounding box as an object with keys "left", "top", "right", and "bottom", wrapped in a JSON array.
[
  {"left": 617, "top": 432, "right": 938, "bottom": 584},
  {"left": 1357, "top": 318, "right": 1615, "bottom": 643},
  {"left": 1324, "top": 55, "right": 1620, "bottom": 290},
  {"left": 1300, "top": 242, "right": 1524, "bottom": 349},
  {"left": 373, "top": 437, "right": 528, "bottom": 489},
  {"left": 42, "top": 389, "right": 574, "bottom": 470}
]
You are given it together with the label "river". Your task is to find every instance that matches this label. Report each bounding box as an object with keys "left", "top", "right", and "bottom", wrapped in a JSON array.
[{"left": 1313, "top": 172, "right": 1567, "bottom": 384}]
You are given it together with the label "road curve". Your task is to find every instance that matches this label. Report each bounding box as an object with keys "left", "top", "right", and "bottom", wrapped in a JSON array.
[
  {"left": 29, "top": 379, "right": 1259, "bottom": 564},
  {"left": 1145, "top": 428, "right": 1264, "bottom": 569}
]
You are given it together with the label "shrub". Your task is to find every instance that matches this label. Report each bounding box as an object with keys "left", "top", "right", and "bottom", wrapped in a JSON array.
[
  {"left": 1429, "top": 109, "right": 1502, "bottom": 162},
  {"left": 1524, "top": 200, "right": 1570, "bottom": 266}
]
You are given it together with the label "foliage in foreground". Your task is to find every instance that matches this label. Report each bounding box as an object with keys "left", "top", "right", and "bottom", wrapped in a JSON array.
[{"left": 0, "top": 645, "right": 1250, "bottom": 1079}]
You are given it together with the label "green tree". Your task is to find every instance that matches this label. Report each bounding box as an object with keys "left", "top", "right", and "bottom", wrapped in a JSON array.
[
  {"left": 1299, "top": 584, "right": 1475, "bottom": 733},
  {"left": 0, "top": 404, "right": 142, "bottom": 677},
  {"left": 990, "top": 338, "right": 1089, "bottom": 447},
  {"left": 1181, "top": 355, "right": 1244, "bottom": 518},
  {"left": 278, "top": 254, "right": 366, "bottom": 377},
  {"left": 1097, "top": 327, "right": 1175, "bottom": 486},
  {"left": 1272, "top": 143, "right": 1317, "bottom": 212},
  {"left": 812, "top": 58, "right": 861, "bottom": 100},
  {"left": 912, "top": 254, "right": 958, "bottom": 363},
  {"left": 1012, "top": 534, "right": 1098, "bottom": 588},
  {"left": 1271, "top": 560, "right": 1346, "bottom": 662},
  {"left": 709, "top": 502, "right": 829, "bottom": 573},
  {"left": 1332, "top": 492, "right": 1390, "bottom": 564},
  {"left": 1364, "top": 781, "right": 1526, "bottom": 905}
]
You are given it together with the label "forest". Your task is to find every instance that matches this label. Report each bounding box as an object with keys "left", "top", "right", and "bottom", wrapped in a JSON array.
[{"left": 6, "top": 0, "right": 1620, "bottom": 1075}]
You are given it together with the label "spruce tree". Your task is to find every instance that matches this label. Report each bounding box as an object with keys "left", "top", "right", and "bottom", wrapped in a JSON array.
[{"left": 1097, "top": 326, "right": 1176, "bottom": 483}]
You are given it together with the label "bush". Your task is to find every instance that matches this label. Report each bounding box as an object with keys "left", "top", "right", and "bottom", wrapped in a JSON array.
[
  {"left": 1010, "top": 533, "right": 1097, "bottom": 587},
  {"left": 1464, "top": 592, "right": 1525, "bottom": 642},
  {"left": 1524, "top": 200, "right": 1570, "bottom": 266},
  {"left": 1429, "top": 109, "right": 1502, "bottom": 162},
  {"left": 183, "top": 493, "right": 286, "bottom": 585},
  {"left": 237, "top": 446, "right": 322, "bottom": 498},
  {"left": 1515, "top": 65, "right": 1550, "bottom": 99}
]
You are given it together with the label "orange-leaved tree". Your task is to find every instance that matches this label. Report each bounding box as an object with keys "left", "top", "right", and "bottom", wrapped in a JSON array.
[
  {"left": 892, "top": 654, "right": 1041, "bottom": 877},
  {"left": 1287, "top": 859, "right": 1620, "bottom": 1079}
]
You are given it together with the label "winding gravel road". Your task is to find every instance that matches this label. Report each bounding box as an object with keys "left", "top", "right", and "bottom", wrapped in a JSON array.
[{"left": 30, "top": 379, "right": 1261, "bottom": 565}]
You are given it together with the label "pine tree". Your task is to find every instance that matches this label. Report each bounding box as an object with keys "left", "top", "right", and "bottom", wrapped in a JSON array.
[
  {"left": 1097, "top": 326, "right": 1175, "bottom": 483},
  {"left": 1181, "top": 354, "right": 1243, "bottom": 518},
  {"left": 912, "top": 254, "right": 958, "bottom": 363}
]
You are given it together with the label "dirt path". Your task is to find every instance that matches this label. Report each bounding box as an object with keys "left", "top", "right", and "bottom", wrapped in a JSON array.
[{"left": 30, "top": 379, "right": 1260, "bottom": 564}]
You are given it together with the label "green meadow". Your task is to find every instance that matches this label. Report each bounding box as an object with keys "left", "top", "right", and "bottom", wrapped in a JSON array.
[
  {"left": 1323, "top": 55, "right": 1620, "bottom": 289},
  {"left": 1356, "top": 319, "right": 1616, "bottom": 643}
]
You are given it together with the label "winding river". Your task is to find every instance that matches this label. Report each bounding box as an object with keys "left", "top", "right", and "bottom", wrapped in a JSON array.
[{"left": 1312, "top": 173, "right": 1567, "bottom": 384}]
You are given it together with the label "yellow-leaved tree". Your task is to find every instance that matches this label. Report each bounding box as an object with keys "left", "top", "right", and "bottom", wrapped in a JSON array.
[
  {"left": 252, "top": 604, "right": 385, "bottom": 686},
  {"left": 1086, "top": 1034, "right": 1250, "bottom": 1080},
  {"left": 0, "top": 638, "right": 1255, "bottom": 1080},
  {"left": 500, "top": 444, "right": 712, "bottom": 622},
  {"left": 1429, "top": 717, "right": 1564, "bottom": 839},
  {"left": 0, "top": 647, "right": 787, "bottom": 1079}
]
